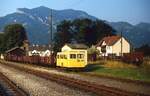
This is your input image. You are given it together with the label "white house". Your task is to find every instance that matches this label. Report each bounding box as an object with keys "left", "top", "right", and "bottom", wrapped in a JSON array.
[
  {"left": 28, "top": 44, "right": 52, "bottom": 57},
  {"left": 96, "top": 35, "right": 130, "bottom": 56}
]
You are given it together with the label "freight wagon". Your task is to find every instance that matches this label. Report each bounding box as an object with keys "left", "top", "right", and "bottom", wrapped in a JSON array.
[
  {"left": 5, "top": 55, "right": 56, "bottom": 67},
  {"left": 122, "top": 52, "right": 144, "bottom": 65}
]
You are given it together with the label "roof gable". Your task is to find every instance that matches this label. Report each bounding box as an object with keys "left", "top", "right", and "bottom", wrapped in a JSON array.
[
  {"left": 97, "top": 36, "right": 121, "bottom": 46},
  {"left": 5, "top": 47, "right": 21, "bottom": 53},
  {"left": 5, "top": 47, "right": 25, "bottom": 56}
]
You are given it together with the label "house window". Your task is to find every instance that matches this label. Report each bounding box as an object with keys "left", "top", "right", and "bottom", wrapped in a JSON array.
[
  {"left": 101, "top": 45, "right": 106, "bottom": 53},
  {"left": 70, "top": 54, "right": 76, "bottom": 59}
]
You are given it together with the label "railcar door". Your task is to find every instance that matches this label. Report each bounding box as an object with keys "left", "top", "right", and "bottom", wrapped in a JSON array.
[{"left": 77, "top": 53, "right": 86, "bottom": 67}]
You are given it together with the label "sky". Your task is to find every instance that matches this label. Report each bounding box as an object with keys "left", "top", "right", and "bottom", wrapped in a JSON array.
[{"left": 0, "top": 0, "right": 150, "bottom": 24}]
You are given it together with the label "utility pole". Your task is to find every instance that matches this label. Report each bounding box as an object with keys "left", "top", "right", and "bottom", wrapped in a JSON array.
[
  {"left": 49, "top": 9, "right": 53, "bottom": 54},
  {"left": 49, "top": 9, "right": 54, "bottom": 65},
  {"left": 50, "top": 9, "right": 53, "bottom": 50},
  {"left": 121, "top": 31, "right": 123, "bottom": 57}
]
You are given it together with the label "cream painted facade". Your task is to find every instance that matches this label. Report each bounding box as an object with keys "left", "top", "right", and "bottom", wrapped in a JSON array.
[{"left": 97, "top": 37, "right": 130, "bottom": 56}]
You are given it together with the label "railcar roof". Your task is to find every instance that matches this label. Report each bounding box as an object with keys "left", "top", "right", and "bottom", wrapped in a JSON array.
[{"left": 65, "top": 44, "right": 88, "bottom": 49}]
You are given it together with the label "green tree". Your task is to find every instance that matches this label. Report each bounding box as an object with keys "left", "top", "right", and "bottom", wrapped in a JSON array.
[
  {"left": 0, "top": 33, "right": 5, "bottom": 53},
  {"left": 3, "top": 24, "right": 27, "bottom": 51},
  {"left": 73, "top": 19, "right": 94, "bottom": 45},
  {"left": 73, "top": 19, "right": 115, "bottom": 46},
  {"left": 53, "top": 20, "right": 72, "bottom": 52},
  {"left": 54, "top": 19, "right": 116, "bottom": 52}
]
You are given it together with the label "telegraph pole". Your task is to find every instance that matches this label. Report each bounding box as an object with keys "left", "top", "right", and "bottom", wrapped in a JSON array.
[
  {"left": 50, "top": 9, "right": 53, "bottom": 50},
  {"left": 49, "top": 9, "right": 53, "bottom": 54},
  {"left": 49, "top": 9, "right": 54, "bottom": 65},
  {"left": 121, "top": 31, "right": 123, "bottom": 57}
]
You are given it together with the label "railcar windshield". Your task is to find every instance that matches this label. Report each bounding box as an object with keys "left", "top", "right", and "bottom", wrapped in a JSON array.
[
  {"left": 70, "top": 54, "right": 76, "bottom": 59},
  {"left": 77, "top": 54, "right": 84, "bottom": 59}
]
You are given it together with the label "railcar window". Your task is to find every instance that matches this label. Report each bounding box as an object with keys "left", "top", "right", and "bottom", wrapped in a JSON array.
[
  {"left": 77, "top": 54, "right": 84, "bottom": 59},
  {"left": 60, "top": 55, "right": 63, "bottom": 59},
  {"left": 70, "top": 54, "right": 76, "bottom": 59},
  {"left": 59, "top": 55, "right": 67, "bottom": 59},
  {"left": 64, "top": 55, "right": 67, "bottom": 59}
]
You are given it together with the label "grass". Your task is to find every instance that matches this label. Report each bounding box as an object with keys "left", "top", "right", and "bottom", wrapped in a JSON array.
[{"left": 87, "top": 60, "right": 150, "bottom": 82}]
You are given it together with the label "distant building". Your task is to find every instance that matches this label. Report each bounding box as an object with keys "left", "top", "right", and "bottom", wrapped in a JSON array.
[
  {"left": 5, "top": 47, "right": 26, "bottom": 56},
  {"left": 5, "top": 39, "right": 29, "bottom": 57},
  {"left": 4, "top": 28, "right": 30, "bottom": 57},
  {"left": 96, "top": 35, "right": 130, "bottom": 56},
  {"left": 28, "top": 44, "right": 51, "bottom": 57}
]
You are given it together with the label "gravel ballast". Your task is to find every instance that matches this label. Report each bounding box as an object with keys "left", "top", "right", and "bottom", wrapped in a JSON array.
[
  {"left": 1, "top": 61, "right": 150, "bottom": 95},
  {"left": 0, "top": 63, "right": 96, "bottom": 96}
]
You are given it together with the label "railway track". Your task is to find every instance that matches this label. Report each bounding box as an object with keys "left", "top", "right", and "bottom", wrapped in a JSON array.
[
  {"left": 80, "top": 72, "right": 150, "bottom": 86},
  {"left": 0, "top": 72, "right": 28, "bottom": 96},
  {"left": 1, "top": 61, "right": 149, "bottom": 96}
]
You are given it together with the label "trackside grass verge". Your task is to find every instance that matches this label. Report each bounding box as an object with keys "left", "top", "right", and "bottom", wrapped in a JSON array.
[{"left": 85, "top": 60, "right": 150, "bottom": 82}]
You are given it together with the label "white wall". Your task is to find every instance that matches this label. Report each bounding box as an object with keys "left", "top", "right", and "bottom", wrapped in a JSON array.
[{"left": 112, "top": 37, "right": 130, "bottom": 56}]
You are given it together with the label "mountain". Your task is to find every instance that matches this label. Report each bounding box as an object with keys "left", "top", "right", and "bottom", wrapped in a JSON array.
[
  {"left": 0, "top": 6, "right": 150, "bottom": 48},
  {"left": 0, "top": 6, "right": 97, "bottom": 44},
  {"left": 109, "top": 22, "right": 150, "bottom": 48}
]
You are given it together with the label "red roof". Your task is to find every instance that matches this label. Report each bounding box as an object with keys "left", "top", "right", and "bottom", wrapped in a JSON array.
[{"left": 96, "top": 35, "right": 121, "bottom": 46}]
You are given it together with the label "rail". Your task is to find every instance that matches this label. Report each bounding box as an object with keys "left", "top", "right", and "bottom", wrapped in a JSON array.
[
  {"left": 0, "top": 72, "right": 28, "bottom": 96},
  {"left": 1, "top": 61, "right": 149, "bottom": 96}
]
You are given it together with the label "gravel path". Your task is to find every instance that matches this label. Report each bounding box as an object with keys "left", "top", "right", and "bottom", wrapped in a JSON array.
[
  {"left": 1, "top": 61, "right": 150, "bottom": 95},
  {"left": 0, "top": 63, "right": 96, "bottom": 96}
]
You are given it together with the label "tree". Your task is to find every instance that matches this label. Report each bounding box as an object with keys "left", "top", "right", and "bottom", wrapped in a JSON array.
[
  {"left": 0, "top": 33, "right": 5, "bottom": 53},
  {"left": 72, "top": 19, "right": 115, "bottom": 46},
  {"left": 54, "top": 19, "right": 116, "bottom": 52},
  {"left": 87, "top": 45, "right": 99, "bottom": 61},
  {"left": 94, "top": 20, "right": 116, "bottom": 41},
  {"left": 73, "top": 19, "right": 95, "bottom": 45},
  {"left": 3, "top": 24, "right": 27, "bottom": 51},
  {"left": 53, "top": 20, "right": 72, "bottom": 52}
]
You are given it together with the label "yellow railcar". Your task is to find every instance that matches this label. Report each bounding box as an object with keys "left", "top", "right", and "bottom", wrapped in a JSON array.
[{"left": 56, "top": 44, "right": 88, "bottom": 68}]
